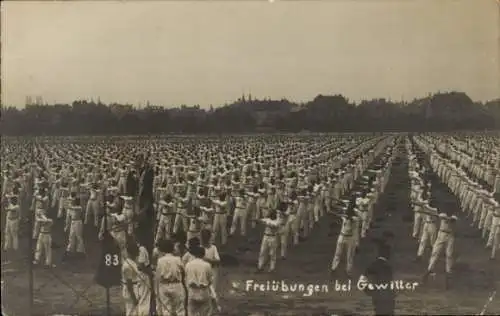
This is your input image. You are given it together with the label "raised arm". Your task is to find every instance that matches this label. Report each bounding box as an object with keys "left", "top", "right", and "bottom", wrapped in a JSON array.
[
  {"left": 264, "top": 218, "right": 280, "bottom": 228},
  {"left": 64, "top": 209, "right": 71, "bottom": 232},
  {"left": 98, "top": 216, "right": 106, "bottom": 240},
  {"left": 421, "top": 205, "right": 439, "bottom": 217},
  {"left": 353, "top": 208, "right": 363, "bottom": 217},
  {"left": 413, "top": 198, "right": 427, "bottom": 207},
  {"left": 199, "top": 205, "right": 209, "bottom": 212},
  {"left": 39, "top": 213, "right": 49, "bottom": 221}
]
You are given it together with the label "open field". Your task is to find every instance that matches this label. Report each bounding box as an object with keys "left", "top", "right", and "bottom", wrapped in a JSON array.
[{"left": 1, "top": 134, "right": 499, "bottom": 316}]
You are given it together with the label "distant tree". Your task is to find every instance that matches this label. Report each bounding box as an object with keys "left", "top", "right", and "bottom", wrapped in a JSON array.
[{"left": 0, "top": 91, "right": 498, "bottom": 135}]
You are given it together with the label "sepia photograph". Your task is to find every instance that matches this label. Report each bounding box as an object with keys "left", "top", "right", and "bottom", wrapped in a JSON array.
[{"left": 1, "top": 0, "right": 499, "bottom": 315}]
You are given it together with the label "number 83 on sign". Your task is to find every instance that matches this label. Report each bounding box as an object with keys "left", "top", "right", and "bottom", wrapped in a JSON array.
[{"left": 104, "top": 254, "right": 120, "bottom": 266}]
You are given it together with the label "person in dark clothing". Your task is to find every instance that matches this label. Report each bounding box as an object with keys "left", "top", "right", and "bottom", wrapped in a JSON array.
[
  {"left": 133, "top": 158, "right": 157, "bottom": 315},
  {"left": 94, "top": 211, "right": 122, "bottom": 288},
  {"left": 134, "top": 191, "right": 156, "bottom": 315},
  {"left": 135, "top": 159, "right": 155, "bottom": 254},
  {"left": 139, "top": 161, "right": 154, "bottom": 206},
  {"left": 125, "top": 169, "right": 138, "bottom": 198},
  {"left": 358, "top": 242, "right": 396, "bottom": 316},
  {"left": 135, "top": 199, "right": 155, "bottom": 254},
  {"left": 134, "top": 158, "right": 155, "bottom": 252}
]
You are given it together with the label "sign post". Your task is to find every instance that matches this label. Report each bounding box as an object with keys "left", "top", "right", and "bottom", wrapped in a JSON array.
[{"left": 95, "top": 203, "right": 122, "bottom": 316}]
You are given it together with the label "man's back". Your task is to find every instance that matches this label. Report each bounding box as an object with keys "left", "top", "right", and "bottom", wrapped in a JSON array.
[
  {"left": 185, "top": 258, "right": 212, "bottom": 287},
  {"left": 156, "top": 254, "right": 183, "bottom": 282},
  {"left": 184, "top": 257, "right": 215, "bottom": 315},
  {"left": 362, "top": 247, "right": 396, "bottom": 315},
  {"left": 365, "top": 257, "right": 393, "bottom": 287}
]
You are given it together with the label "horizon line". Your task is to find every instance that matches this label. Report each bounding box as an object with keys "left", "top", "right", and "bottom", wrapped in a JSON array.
[{"left": 2, "top": 90, "right": 499, "bottom": 109}]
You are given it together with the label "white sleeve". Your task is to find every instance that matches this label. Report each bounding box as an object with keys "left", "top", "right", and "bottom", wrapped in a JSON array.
[{"left": 212, "top": 246, "right": 220, "bottom": 262}]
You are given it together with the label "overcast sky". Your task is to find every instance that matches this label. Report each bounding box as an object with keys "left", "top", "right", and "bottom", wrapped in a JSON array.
[{"left": 1, "top": 0, "right": 499, "bottom": 108}]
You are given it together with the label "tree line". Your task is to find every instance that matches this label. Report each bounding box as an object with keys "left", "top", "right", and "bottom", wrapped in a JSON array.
[{"left": 1, "top": 91, "right": 499, "bottom": 135}]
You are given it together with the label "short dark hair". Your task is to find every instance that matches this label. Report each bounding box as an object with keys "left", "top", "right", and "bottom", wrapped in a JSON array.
[
  {"left": 158, "top": 239, "right": 174, "bottom": 253},
  {"left": 269, "top": 209, "right": 277, "bottom": 220},
  {"left": 201, "top": 229, "right": 212, "bottom": 242},
  {"left": 278, "top": 202, "right": 288, "bottom": 212},
  {"left": 191, "top": 246, "right": 206, "bottom": 258},
  {"left": 188, "top": 237, "right": 200, "bottom": 249}
]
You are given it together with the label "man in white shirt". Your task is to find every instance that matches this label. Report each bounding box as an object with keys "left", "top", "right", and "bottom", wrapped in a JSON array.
[
  {"left": 201, "top": 229, "right": 220, "bottom": 291},
  {"left": 155, "top": 239, "right": 186, "bottom": 316},
  {"left": 4, "top": 194, "right": 20, "bottom": 251},
  {"left": 257, "top": 208, "right": 283, "bottom": 273},
  {"left": 85, "top": 182, "right": 101, "bottom": 227},
  {"left": 184, "top": 246, "right": 219, "bottom": 315}
]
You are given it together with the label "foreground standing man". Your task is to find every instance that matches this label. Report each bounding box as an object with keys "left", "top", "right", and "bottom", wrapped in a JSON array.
[
  {"left": 358, "top": 242, "right": 395, "bottom": 316},
  {"left": 136, "top": 157, "right": 156, "bottom": 315},
  {"left": 155, "top": 239, "right": 186, "bottom": 316},
  {"left": 184, "top": 245, "right": 219, "bottom": 316},
  {"left": 122, "top": 242, "right": 151, "bottom": 316},
  {"left": 137, "top": 159, "right": 155, "bottom": 237}
]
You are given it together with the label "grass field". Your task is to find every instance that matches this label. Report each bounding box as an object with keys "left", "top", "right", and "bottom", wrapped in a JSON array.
[{"left": 1, "top": 139, "right": 499, "bottom": 316}]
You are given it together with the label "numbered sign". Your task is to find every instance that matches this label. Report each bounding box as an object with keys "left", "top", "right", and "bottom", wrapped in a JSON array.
[{"left": 95, "top": 233, "right": 122, "bottom": 288}]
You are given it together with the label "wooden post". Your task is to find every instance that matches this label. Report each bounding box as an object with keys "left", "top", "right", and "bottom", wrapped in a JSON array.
[{"left": 105, "top": 286, "right": 111, "bottom": 316}]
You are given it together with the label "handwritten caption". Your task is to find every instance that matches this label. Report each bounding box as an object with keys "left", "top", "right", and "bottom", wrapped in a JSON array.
[{"left": 234, "top": 279, "right": 419, "bottom": 297}]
